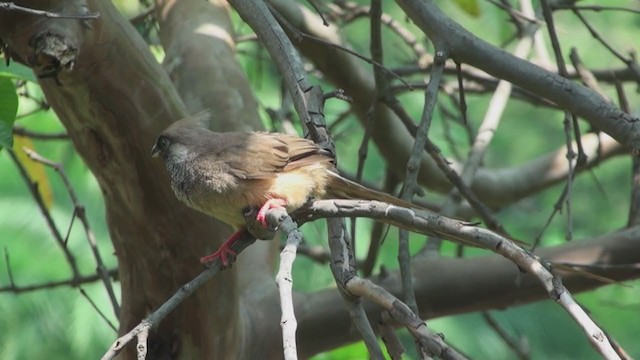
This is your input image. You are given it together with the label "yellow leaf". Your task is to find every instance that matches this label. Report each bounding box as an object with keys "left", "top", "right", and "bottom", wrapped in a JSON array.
[
  {"left": 453, "top": 0, "right": 481, "bottom": 17},
  {"left": 13, "top": 135, "right": 54, "bottom": 209}
]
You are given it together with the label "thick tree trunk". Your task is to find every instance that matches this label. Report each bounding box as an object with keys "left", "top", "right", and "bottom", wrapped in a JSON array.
[{"left": 0, "top": 0, "right": 251, "bottom": 358}]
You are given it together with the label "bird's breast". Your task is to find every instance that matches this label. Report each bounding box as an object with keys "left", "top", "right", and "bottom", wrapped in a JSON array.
[
  {"left": 165, "top": 159, "right": 240, "bottom": 223},
  {"left": 165, "top": 159, "right": 332, "bottom": 228}
]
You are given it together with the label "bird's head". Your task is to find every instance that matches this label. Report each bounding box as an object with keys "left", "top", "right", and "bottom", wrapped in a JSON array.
[{"left": 151, "top": 110, "right": 212, "bottom": 161}]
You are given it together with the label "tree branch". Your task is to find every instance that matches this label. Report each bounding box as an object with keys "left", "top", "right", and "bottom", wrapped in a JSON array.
[
  {"left": 295, "top": 222, "right": 640, "bottom": 356},
  {"left": 275, "top": 212, "right": 304, "bottom": 359},
  {"left": 100, "top": 231, "right": 257, "bottom": 360},
  {"left": 268, "top": 0, "right": 628, "bottom": 207},
  {"left": 395, "top": 0, "right": 639, "bottom": 152},
  {"left": 22, "top": 147, "right": 120, "bottom": 318}
]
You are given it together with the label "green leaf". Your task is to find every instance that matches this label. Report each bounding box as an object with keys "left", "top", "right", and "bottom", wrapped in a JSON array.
[
  {"left": 0, "top": 77, "right": 18, "bottom": 149},
  {"left": 453, "top": 0, "right": 481, "bottom": 17},
  {"left": 0, "top": 60, "right": 37, "bottom": 82}
]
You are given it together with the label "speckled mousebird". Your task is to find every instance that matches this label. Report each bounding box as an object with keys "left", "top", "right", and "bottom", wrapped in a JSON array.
[{"left": 151, "top": 111, "right": 419, "bottom": 266}]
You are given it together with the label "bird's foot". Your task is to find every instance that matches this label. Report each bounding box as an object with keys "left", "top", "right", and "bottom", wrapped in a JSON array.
[
  {"left": 200, "top": 230, "right": 242, "bottom": 267},
  {"left": 256, "top": 198, "right": 288, "bottom": 227}
]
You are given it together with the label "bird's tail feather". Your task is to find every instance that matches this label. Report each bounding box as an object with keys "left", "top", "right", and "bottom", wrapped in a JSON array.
[{"left": 325, "top": 171, "right": 422, "bottom": 209}]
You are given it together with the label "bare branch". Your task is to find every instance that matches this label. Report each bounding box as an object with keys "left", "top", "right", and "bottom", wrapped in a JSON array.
[
  {"left": 22, "top": 147, "right": 120, "bottom": 317},
  {"left": 394, "top": 0, "right": 640, "bottom": 152},
  {"left": 100, "top": 231, "right": 257, "bottom": 360},
  {"left": 346, "top": 277, "right": 467, "bottom": 359},
  {"left": 398, "top": 49, "right": 447, "bottom": 314},
  {"left": 296, "top": 199, "right": 620, "bottom": 358},
  {"left": 553, "top": 5, "right": 640, "bottom": 15},
  {"left": 0, "top": 1, "right": 100, "bottom": 19},
  {"left": 12, "top": 126, "right": 68, "bottom": 140},
  {"left": 378, "top": 311, "right": 405, "bottom": 359},
  {"left": 7, "top": 149, "right": 81, "bottom": 279},
  {"left": 482, "top": 312, "right": 530, "bottom": 360},
  {"left": 275, "top": 211, "right": 304, "bottom": 360},
  {"left": 0, "top": 268, "right": 118, "bottom": 293},
  {"left": 78, "top": 288, "right": 117, "bottom": 332},
  {"left": 426, "top": 11, "right": 535, "bottom": 250},
  {"left": 326, "top": 218, "right": 385, "bottom": 360}
]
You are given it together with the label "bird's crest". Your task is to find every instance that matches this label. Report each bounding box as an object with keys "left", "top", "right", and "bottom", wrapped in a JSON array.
[{"left": 181, "top": 109, "right": 211, "bottom": 130}]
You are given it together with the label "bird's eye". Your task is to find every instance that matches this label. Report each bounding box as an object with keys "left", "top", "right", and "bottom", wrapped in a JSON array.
[{"left": 158, "top": 136, "right": 170, "bottom": 150}]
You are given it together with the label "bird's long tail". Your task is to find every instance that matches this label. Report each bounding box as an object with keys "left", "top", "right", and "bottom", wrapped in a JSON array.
[{"left": 325, "top": 170, "right": 422, "bottom": 209}]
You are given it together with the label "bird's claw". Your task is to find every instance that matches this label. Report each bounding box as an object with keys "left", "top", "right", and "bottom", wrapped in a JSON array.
[
  {"left": 256, "top": 198, "right": 287, "bottom": 227},
  {"left": 200, "top": 245, "right": 238, "bottom": 267}
]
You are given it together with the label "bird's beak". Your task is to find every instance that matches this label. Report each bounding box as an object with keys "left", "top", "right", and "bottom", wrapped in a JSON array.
[{"left": 151, "top": 143, "right": 160, "bottom": 158}]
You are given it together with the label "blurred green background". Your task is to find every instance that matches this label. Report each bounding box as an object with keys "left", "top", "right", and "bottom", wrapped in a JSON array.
[{"left": 1, "top": 0, "right": 639, "bottom": 359}]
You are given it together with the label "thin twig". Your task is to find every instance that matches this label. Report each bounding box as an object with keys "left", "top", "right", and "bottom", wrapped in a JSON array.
[
  {"left": 540, "top": 0, "right": 583, "bottom": 242},
  {"left": 382, "top": 79, "right": 507, "bottom": 235},
  {"left": 79, "top": 288, "right": 117, "bottom": 332},
  {"left": 568, "top": 48, "right": 608, "bottom": 100},
  {"left": 0, "top": 2, "right": 100, "bottom": 19},
  {"left": 3, "top": 248, "right": 15, "bottom": 287},
  {"left": 571, "top": 9, "right": 631, "bottom": 65},
  {"left": 398, "top": 50, "right": 447, "bottom": 315},
  {"left": 12, "top": 126, "right": 68, "bottom": 140},
  {"left": 482, "top": 312, "right": 530, "bottom": 360},
  {"left": 426, "top": 24, "right": 534, "bottom": 251},
  {"left": 396, "top": 76, "right": 556, "bottom": 107},
  {"left": 485, "top": 0, "right": 541, "bottom": 25},
  {"left": 100, "top": 231, "right": 257, "bottom": 360},
  {"left": 326, "top": 218, "right": 385, "bottom": 359},
  {"left": 561, "top": 113, "right": 576, "bottom": 241},
  {"left": 0, "top": 268, "right": 118, "bottom": 293},
  {"left": 303, "top": 0, "right": 327, "bottom": 26},
  {"left": 613, "top": 78, "right": 640, "bottom": 227},
  {"left": 362, "top": 171, "right": 399, "bottom": 277},
  {"left": 554, "top": 5, "right": 640, "bottom": 15},
  {"left": 378, "top": 311, "right": 405, "bottom": 359},
  {"left": 454, "top": 61, "right": 468, "bottom": 125},
  {"left": 335, "top": 1, "right": 429, "bottom": 63},
  {"left": 346, "top": 298, "right": 385, "bottom": 360},
  {"left": 7, "top": 149, "right": 81, "bottom": 280},
  {"left": 23, "top": 147, "right": 120, "bottom": 318},
  {"left": 268, "top": 2, "right": 411, "bottom": 90},
  {"left": 532, "top": 184, "right": 568, "bottom": 250}
]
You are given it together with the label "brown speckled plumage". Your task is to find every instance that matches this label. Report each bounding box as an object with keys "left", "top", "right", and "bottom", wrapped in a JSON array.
[{"left": 152, "top": 111, "right": 417, "bottom": 231}]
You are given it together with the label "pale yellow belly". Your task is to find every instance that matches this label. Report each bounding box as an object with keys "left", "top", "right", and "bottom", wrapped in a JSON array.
[{"left": 194, "top": 163, "right": 331, "bottom": 228}]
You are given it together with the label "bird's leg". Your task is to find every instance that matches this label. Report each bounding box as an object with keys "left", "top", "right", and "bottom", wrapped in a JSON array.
[
  {"left": 200, "top": 230, "right": 243, "bottom": 267},
  {"left": 256, "top": 198, "right": 288, "bottom": 227}
]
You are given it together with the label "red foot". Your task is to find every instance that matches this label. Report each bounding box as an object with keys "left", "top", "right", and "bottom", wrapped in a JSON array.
[
  {"left": 256, "top": 198, "right": 288, "bottom": 227},
  {"left": 200, "top": 230, "right": 243, "bottom": 267}
]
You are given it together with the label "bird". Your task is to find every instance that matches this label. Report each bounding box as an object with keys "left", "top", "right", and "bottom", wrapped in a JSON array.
[
  {"left": 150, "top": 112, "right": 622, "bottom": 286},
  {"left": 151, "top": 111, "right": 421, "bottom": 266}
]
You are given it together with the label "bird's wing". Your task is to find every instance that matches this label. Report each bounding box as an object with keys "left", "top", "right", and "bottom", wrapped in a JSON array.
[
  {"left": 277, "top": 133, "right": 335, "bottom": 172},
  {"left": 198, "top": 132, "right": 334, "bottom": 180}
]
